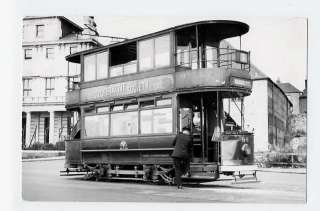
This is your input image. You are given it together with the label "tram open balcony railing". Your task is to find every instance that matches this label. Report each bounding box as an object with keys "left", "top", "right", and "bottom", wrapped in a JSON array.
[{"left": 175, "top": 47, "right": 250, "bottom": 71}]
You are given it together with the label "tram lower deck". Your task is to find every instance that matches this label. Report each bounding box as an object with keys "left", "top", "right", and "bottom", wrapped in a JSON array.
[{"left": 64, "top": 91, "right": 256, "bottom": 183}]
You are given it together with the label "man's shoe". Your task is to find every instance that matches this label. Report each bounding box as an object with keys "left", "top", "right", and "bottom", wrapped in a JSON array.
[{"left": 177, "top": 185, "right": 183, "bottom": 189}]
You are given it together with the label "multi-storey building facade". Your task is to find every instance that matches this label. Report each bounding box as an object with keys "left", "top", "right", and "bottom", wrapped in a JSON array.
[{"left": 22, "top": 16, "right": 101, "bottom": 148}]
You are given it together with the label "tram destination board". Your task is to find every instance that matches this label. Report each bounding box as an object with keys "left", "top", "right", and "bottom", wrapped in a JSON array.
[{"left": 81, "top": 74, "right": 174, "bottom": 102}]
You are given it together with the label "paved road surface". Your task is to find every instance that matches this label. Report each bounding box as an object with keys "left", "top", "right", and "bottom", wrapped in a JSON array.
[{"left": 22, "top": 159, "right": 306, "bottom": 203}]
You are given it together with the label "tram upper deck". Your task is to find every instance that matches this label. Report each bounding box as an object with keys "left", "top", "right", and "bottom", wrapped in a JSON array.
[{"left": 65, "top": 20, "right": 252, "bottom": 107}]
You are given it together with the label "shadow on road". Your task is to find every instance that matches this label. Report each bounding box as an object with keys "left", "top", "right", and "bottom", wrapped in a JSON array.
[{"left": 63, "top": 176, "right": 254, "bottom": 190}]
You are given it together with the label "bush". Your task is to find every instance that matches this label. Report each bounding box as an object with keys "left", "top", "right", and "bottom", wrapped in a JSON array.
[
  {"left": 55, "top": 141, "right": 65, "bottom": 151},
  {"left": 27, "top": 142, "right": 43, "bottom": 150},
  {"left": 41, "top": 143, "right": 55, "bottom": 150},
  {"left": 255, "top": 152, "right": 306, "bottom": 168},
  {"left": 25, "top": 141, "right": 66, "bottom": 151}
]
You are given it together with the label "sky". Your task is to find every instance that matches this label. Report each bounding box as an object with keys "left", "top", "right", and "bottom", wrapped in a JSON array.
[{"left": 70, "top": 16, "right": 307, "bottom": 91}]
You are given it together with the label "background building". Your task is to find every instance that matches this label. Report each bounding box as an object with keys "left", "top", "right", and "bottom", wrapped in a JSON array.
[
  {"left": 299, "top": 79, "right": 307, "bottom": 114},
  {"left": 22, "top": 16, "right": 101, "bottom": 148},
  {"left": 277, "top": 81, "right": 302, "bottom": 114}
]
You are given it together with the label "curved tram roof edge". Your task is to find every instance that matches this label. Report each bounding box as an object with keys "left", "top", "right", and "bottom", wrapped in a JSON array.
[{"left": 66, "top": 20, "right": 249, "bottom": 63}]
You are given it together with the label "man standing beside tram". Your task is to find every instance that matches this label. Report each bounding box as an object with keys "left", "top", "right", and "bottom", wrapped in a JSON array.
[{"left": 172, "top": 127, "right": 193, "bottom": 189}]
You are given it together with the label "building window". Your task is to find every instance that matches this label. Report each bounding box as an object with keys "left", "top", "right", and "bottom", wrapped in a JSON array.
[
  {"left": 46, "top": 48, "right": 54, "bottom": 59},
  {"left": 22, "top": 25, "right": 25, "bottom": 40},
  {"left": 36, "top": 25, "right": 44, "bottom": 38},
  {"left": 68, "top": 75, "right": 80, "bottom": 90},
  {"left": 110, "top": 111, "right": 138, "bottom": 136},
  {"left": 24, "top": 49, "right": 32, "bottom": 60},
  {"left": 23, "top": 78, "right": 32, "bottom": 96},
  {"left": 45, "top": 78, "right": 55, "bottom": 96},
  {"left": 69, "top": 46, "right": 78, "bottom": 54},
  {"left": 84, "top": 114, "right": 109, "bottom": 137}
]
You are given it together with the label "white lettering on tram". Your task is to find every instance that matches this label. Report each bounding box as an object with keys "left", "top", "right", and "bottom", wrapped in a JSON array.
[{"left": 81, "top": 75, "right": 174, "bottom": 102}]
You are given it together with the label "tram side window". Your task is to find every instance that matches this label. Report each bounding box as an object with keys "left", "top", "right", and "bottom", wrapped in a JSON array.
[
  {"left": 156, "top": 98, "right": 172, "bottom": 106},
  {"left": 140, "top": 100, "right": 155, "bottom": 108},
  {"left": 139, "top": 39, "right": 154, "bottom": 71},
  {"left": 139, "top": 34, "right": 170, "bottom": 72},
  {"left": 125, "top": 103, "right": 138, "bottom": 110},
  {"left": 84, "top": 114, "right": 109, "bottom": 137},
  {"left": 84, "top": 54, "right": 96, "bottom": 82},
  {"left": 110, "top": 112, "right": 138, "bottom": 136},
  {"left": 97, "top": 51, "right": 109, "bottom": 79},
  {"left": 112, "top": 105, "right": 124, "bottom": 111},
  {"left": 84, "top": 51, "right": 109, "bottom": 82},
  {"left": 155, "top": 35, "right": 170, "bottom": 68},
  {"left": 140, "top": 108, "right": 172, "bottom": 134},
  {"left": 96, "top": 106, "right": 109, "bottom": 113}
]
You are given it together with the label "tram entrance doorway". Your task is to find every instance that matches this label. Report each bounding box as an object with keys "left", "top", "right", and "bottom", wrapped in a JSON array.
[{"left": 179, "top": 92, "right": 223, "bottom": 163}]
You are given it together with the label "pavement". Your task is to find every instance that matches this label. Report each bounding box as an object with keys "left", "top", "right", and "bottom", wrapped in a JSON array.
[
  {"left": 22, "top": 150, "right": 65, "bottom": 160},
  {"left": 257, "top": 167, "right": 306, "bottom": 174},
  {"left": 22, "top": 156, "right": 65, "bottom": 162},
  {"left": 22, "top": 159, "right": 306, "bottom": 202}
]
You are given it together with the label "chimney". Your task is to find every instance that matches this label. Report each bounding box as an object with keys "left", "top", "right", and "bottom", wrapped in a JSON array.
[
  {"left": 83, "top": 16, "right": 98, "bottom": 36},
  {"left": 276, "top": 77, "right": 281, "bottom": 84}
]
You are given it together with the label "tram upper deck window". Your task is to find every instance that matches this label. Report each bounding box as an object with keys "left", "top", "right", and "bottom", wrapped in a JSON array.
[
  {"left": 97, "top": 51, "right": 109, "bottom": 79},
  {"left": 155, "top": 35, "right": 170, "bottom": 68},
  {"left": 83, "top": 51, "right": 109, "bottom": 82},
  {"left": 139, "top": 34, "right": 170, "bottom": 71},
  {"left": 84, "top": 54, "right": 96, "bottom": 81},
  {"left": 109, "top": 42, "right": 137, "bottom": 77}
]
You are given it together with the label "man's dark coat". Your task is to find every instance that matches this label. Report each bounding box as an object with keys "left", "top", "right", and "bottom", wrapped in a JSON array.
[{"left": 171, "top": 134, "right": 193, "bottom": 159}]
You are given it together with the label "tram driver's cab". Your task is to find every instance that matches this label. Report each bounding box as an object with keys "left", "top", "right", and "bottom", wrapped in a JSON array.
[{"left": 178, "top": 92, "right": 255, "bottom": 171}]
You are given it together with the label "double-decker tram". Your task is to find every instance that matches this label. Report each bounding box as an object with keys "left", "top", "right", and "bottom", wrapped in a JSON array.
[{"left": 62, "top": 20, "right": 257, "bottom": 184}]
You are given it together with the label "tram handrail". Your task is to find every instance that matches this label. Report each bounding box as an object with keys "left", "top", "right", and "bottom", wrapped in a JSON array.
[
  {"left": 174, "top": 46, "right": 250, "bottom": 71},
  {"left": 69, "top": 120, "right": 80, "bottom": 139}
]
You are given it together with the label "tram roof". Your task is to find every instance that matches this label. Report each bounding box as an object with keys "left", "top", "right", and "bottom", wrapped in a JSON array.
[{"left": 66, "top": 20, "right": 249, "bottom": 63}]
